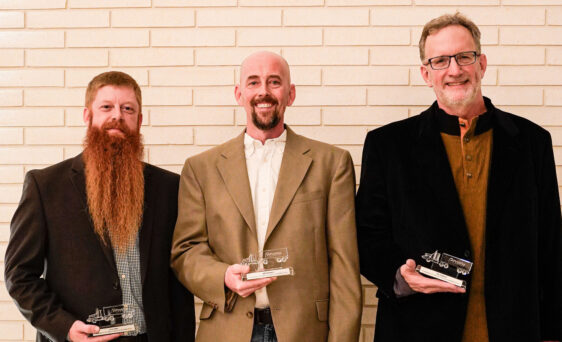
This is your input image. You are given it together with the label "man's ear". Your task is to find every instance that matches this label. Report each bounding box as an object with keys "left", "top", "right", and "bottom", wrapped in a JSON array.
[
  {"left": 234, "top": 84, "right": 243, "bottom": 106},
  {"left": 287, "top": 84, "right": 296, "bottom": 106},
  {"left": 420, "top": 65, "right": 433, "bottom": 88},
  {"left": 478, "top": 53, "right": 487, "bottom": 78},
  {"left": 83, "top": 107, "right": 91, "bottom": 125},
  {"left": 138, "top": 113, "right": 143, "bottom": 129}
]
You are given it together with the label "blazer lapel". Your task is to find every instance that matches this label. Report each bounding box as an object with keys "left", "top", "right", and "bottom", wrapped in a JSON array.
[
  {"left": 216, "top": 132, "right": 257, "bottom": 234},
  {"left": 265, "top": 128, "right": 312, "bottom": 242},
  {"left": 486, "top": 109, "right": 520, "bottom": 239},
  {"left": 70, "top": 154, "right": 117, "bottom": 274},
  {"left": 139, "top": 164, "right": 153, "bottom": 284},
  {"left": 412, "top": 110, "right": 468, "bottom": 243}
]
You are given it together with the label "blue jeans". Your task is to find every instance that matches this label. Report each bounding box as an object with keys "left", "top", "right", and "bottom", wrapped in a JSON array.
[{"left": 250, "top": 323, "right": 278, "bottom": 342}]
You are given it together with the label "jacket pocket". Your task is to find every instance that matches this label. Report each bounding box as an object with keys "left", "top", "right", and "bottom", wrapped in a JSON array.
[
  {"left": 315, "top": 299, "right": 329, "bottom": 322},
  {"left": 292, "top": 190, "right": 323, "bottom": 204},
  {"left": 199, "top": 303, "right": 215, "bottom": 320}
]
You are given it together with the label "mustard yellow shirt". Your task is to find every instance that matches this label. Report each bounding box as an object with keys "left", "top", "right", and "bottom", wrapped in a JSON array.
[{"left": 438, "top": 109, "right": 493, "bottom": 342}]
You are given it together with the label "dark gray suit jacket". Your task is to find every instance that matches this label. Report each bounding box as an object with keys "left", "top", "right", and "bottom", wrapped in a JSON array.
[{"left": 5, "top": 154, "right": 195, "bottom": 342}]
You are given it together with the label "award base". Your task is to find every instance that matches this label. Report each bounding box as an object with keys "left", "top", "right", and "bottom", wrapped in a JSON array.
[
  {"left": 243, "top": 267, "right": 294, "bottom": 280},
  {"left": 416, "top": 265, "right": 467, "bottom": 289},
  {"left": 91, "top": 323, "right": 137, "bottom": 336}
]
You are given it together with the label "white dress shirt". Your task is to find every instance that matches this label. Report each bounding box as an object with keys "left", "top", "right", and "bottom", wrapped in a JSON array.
[{"left": 244, "top": 130, "right": 286, "bottom": 308}]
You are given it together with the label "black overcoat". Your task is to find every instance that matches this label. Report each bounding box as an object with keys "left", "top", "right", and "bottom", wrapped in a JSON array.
[{"left": 356, "top": 98, "right": 561, "bottom": 342}]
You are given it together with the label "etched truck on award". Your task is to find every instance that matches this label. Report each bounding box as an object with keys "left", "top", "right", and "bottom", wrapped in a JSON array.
[
  {"left": 415, "top": 250, "right": 473, "bottom": 289},
  {"left": 241, "top": 248, "right": 295, "bottom": 280},
  {"left": 86, "top": 304, "right": 137, "bottom": 336}
]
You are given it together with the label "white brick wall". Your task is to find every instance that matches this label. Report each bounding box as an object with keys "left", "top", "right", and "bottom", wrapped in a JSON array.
[{"left": 0, "top": 2, "right": 560, "bottom": 341}]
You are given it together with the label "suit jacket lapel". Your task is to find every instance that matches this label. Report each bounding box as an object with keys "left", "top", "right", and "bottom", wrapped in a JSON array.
[
  {"left": 139, "top": 164, "right": 153, "bottom": 284},
  {"left": 266, "top": 127, "right": 312, "bottom": 243},
  {"left": 486, "top": 109, "right": 519, "bottom": 240},
  {"left": 216, "top": 132, "right": 257, "bottom": 234},
  {"left": 413, "top": 110, "right": 469, "bottom": 243},
  {"left": 70, "top": 154, "right": 118, "bottom": 275}
]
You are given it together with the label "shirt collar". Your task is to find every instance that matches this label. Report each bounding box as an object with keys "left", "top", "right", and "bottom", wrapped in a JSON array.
[
  {"left": 434, "top": 97, "right": 493, "bottom": 136},
  {"left": 244, "top": 129, "right": 287, "bottom": 157}
]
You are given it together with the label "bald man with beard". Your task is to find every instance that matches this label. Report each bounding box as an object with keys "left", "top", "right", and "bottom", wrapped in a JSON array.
[
  {"left": 171, "top": 51, "right": 362, "bottom": 342},
  {"left": 5, "top": 71, "right": 195, "bottom": 342}
]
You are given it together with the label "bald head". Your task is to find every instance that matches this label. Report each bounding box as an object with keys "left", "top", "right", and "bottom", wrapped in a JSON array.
[
  {"left": 239, "top": 51, "right": 291, "bottom": 85},
  {"left": 235, "top": 50, "right": 296, "bottom": 141}
]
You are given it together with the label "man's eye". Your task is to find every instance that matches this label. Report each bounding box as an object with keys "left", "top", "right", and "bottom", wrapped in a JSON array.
[
  {"left": 122, "top": 106, "right": 134, "bottom": 113},
  {"left": 270, "top": 80, "right": 281, "bottom": 86},
  {"left": 101, "top": 105, "right": 112, "bottom": 110},
  {"left": 432, "top": 57, "right": 448, "bottom": 65}
]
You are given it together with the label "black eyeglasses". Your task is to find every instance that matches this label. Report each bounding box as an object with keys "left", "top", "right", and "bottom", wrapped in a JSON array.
[{"left": 424, "top": 51, "right": 480, "bottom": 70}]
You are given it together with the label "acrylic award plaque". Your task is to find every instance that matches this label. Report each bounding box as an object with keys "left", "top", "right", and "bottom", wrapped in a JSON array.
[
  {"left": 86, "top": 304, "right": 137, "bottom": 336},
  {"left": 415, "top": 250, "right": 473, "bottom": 289},
  {"left": 241, "top": 248, "right": 295, "bottom": 280}
]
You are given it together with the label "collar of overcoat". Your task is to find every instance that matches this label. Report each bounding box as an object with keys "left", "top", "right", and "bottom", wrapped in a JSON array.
[{"left": 413, "top": 97, "right": 521, "bottom": 250}]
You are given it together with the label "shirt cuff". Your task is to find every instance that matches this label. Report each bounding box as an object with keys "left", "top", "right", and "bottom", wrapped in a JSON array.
[{"left": 393, "top": 267, "right": 417, "bottom": 298}]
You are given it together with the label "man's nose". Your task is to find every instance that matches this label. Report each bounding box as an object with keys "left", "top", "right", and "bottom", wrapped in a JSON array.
[
  {"left": 447, "top": 57, "right": 463, "bottom": 75},
  {"left": 257, "top": 82, "right": 269, "bottom": 95},
  {"left": 110, "top": 107, "right": 123, "bottom": 120}
]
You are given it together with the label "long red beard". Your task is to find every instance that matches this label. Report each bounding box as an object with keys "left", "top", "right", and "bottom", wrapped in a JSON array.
[{"left": 83, "top": 121, "right": 144, "bottom": 254}]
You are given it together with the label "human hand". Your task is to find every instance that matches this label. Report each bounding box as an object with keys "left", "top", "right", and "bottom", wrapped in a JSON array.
[
  {"left": 68, "top": 320, "right": 122, "bottom": 342},
  {"left": 224, "top": 264, "right": 276, "bottom": 297},
  {"left": 400, "top": 259, "right": 466, "bottom": 294}
]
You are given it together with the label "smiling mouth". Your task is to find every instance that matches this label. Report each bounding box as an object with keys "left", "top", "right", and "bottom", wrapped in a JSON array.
[
  {"left": 256, "top": 103, "right": 272, "bottom": 108},
  {"left": 446, "top": 80, "right": 469, "bottom": 86}
]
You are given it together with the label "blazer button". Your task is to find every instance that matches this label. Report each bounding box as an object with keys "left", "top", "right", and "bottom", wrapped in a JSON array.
[
  {"left": 464, "top": 250, "right": 471, "bottom": 258},
  {"left": 246, "top": 311, "right": 253, "bottom": 319},
  {"left": 113, "top": 281, "right": 120, "bottom": 290}
]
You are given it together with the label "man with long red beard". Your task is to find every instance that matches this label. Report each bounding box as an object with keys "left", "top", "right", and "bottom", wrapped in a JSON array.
[
  {"left": 171, "top": 51, "right": 362, "bottom": 342},
  {"left": 5, "top": 71, "right": 195, "bottom": 342}
]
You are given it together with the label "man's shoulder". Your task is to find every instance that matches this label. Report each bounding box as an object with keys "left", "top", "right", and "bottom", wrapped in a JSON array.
[
  {"left": 186, "top": 132, "right": 243, "bottom": 165},
  {"left": 493, "top": 107, "right": 552, "bottom": 143},
  {"left": 144, "top": 163, "right": 180, "bottom": 182},
  {"left": 292, "top": 131, "right": 347, "bottom": 155},
  {"left": 28, "top": 155, "right": 78, "bottom": 181},
  {"left": 366, "top": 111, "right": 427, "bottom": 142}
]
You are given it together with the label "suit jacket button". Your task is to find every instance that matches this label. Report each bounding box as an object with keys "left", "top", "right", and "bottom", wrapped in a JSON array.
[
  {"left": 113, "top": 281, "right": 120, "bottom": 290},
  {"left": 464, "top": 250, "right": 471, "bottom": 258},
  {"left": 246, "top": 311, "right": 253, "bottom": 319}
]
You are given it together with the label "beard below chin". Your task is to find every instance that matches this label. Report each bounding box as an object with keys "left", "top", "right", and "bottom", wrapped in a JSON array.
[
  {"left": 83, "top": 125, "right": 145, "bottom": 254},
  {"left": 251, "top": 108, "right": 280, "bottom": 131},
  {"left": 441, "top": 81, "right": 480, "bottom": 108}
]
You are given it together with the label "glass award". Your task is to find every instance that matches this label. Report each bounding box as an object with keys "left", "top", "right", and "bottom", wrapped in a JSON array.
[
  {"left": 241, "top": 248, "right": 295, "bottom": 280},
  {"left": 415, "top": 250, "right": 473, "bottom": 289},
  {"left": 86, "top": 304, "right": 137, "bottom": 336}
]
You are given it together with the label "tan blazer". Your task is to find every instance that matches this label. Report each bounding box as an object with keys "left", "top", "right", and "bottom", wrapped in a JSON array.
[{"left": 171, "top": 126, "right": 362, "bottom": 342}]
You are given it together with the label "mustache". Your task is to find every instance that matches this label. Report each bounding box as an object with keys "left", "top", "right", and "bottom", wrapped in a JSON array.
[
  {"left": 100, "top": 120, "right": 133, "bottom": 135},
  {"left": 250, "top": 94, "right": 278, "bottom": 106}
]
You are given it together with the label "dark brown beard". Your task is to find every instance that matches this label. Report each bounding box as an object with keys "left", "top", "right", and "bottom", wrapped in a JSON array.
[
  {"left": 250, "top": 94, "right": 280, "bottom": 130},
  {"left": 83, "top": 120, "right": 144, "bottom": 254}
]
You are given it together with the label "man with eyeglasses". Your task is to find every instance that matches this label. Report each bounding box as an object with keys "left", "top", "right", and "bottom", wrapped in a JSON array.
[{"left": 356, "top": 12, "right": 560, "bottom": 342}]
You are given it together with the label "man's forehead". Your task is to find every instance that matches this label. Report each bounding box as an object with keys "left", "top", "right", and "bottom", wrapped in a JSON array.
[
  {"left": 94, "top": 85, "right": 137, "bottom": 101},
  {"left": 425, "top": 25, "right": 476, "bottom": 56}
]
